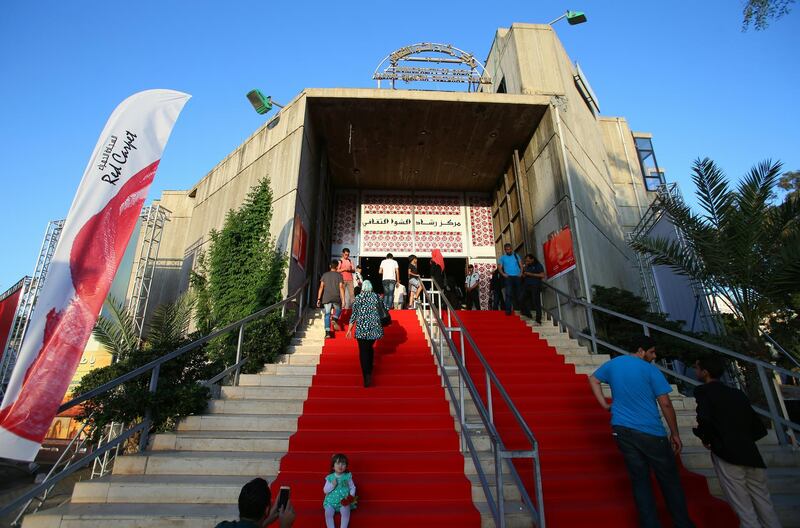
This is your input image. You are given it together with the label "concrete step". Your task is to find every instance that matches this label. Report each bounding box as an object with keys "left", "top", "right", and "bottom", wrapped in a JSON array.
[
  {"left": 238, "top": 374, "right": 313, "bottom": 387},
  {"left": 542, "top": 335, "right": 581, "bottom": 347},
  {"left": 21, "top": 502, "right": 238, "bottom": 528},
  {"left": 176, "top": 413, "right": 299, "bottom": 433},
  {"left": 468, "top": 474, "right": 523, "bottom": 502},
  {"left": 691, "top": 466, "right": 800, "bottom": 496},
  {"left": 220, "top": 385, "right": 308, "bottom": 400},
  {"left": 475, "top": 499, "right": 535, "bottom": 528},
  {"left": 286, "top": 344, "right": 323, "bottom": 355},
  {"left": 291, "top": 337, "right": 323, "bottom": 346},
  {"left": 207, "top": 398, "right": 305, "bottom": 415},
  {"left": 257, "top": 364, "right": 317, "bottom": 376},
  {"left": 681, "top": 445, "right": 800, "bottom": 469},
  {"left": 112, "top": 450, "right": 283, "bottom": 477},
  {"left": 558, "top": 354, "right": 609, "bottom": 366},
  {"left": 150, "top": 430, "right": 293, "bottom": 452},
  {"left": 72, "top": 474, "right": 252, "bottom": 504},
  {"left": 773, "top": 493, "right": 800, "bottom": 528},
  {"left": 276, "top": 353, "right": 320, "bottom": 366}
]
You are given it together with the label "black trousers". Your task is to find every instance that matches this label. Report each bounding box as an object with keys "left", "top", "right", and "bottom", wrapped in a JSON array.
[
  {"left": 357, "top": 338, "right": 375, "bottom": 380},
  {"left": 522, "top": 283, "right": 542, "bottom": 322},
  {"left": 465, "top": 288, "right": 480, "bottom": 310}
]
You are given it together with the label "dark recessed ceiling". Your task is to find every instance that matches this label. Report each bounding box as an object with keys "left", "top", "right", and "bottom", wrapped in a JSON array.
[{"left": 308, "top": 95, "right": 546, "bottom": 192}]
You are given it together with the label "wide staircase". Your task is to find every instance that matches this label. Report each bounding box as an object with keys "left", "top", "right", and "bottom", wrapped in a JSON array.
[
  {"left": 21, "top": 310, "right": 481, "bottom": 527},
  {"left": 272, "top": 309, "right": 480, "bottom": 526},
  {"left": 456, "top": 310, "right": 800, "bottom": 527},
  {"left": 19, "top": 308, "right": 800, "bottom": 527}
]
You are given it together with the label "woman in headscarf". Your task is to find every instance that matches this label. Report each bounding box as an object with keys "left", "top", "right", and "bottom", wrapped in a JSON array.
[{"left": 345, "top": 280, "right": 383, "bottom": 387}]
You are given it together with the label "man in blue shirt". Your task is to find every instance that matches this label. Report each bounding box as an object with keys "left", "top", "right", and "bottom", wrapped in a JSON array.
[
  {"left": 497, "top": 243, "right": 523, "bottom": 316},
  {"left": 589, "top": 336, "right": 694, "bottom": 528}
]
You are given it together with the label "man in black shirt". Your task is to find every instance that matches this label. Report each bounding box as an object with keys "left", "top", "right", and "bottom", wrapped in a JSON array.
[
  {"left": 521, "top": 254, "right": 545, "bottom": 324},
  {"left": 693, "top": 356, "right": 781, "bottom": 527},
  {"left": 214, "top": 477, "right": 294, "bottom": 528},
  {"left": 317, "top": 261, "right": 345, "bottom": 338}
]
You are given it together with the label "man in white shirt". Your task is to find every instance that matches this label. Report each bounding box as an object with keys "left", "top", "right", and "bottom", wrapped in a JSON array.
[
  {"left": 465, "top": 264, "right": 480, "bottom": 310},
  {"left": 379, "top": 253, "right": 400, "bottom": 310}
]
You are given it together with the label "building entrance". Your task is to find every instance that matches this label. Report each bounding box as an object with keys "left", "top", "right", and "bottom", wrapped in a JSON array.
[
  {"left": 360, "top": 256, "right": 467, "bottom": 307},
  {"left": 332, "top": 190, "right": 498, "bottom": 309}
]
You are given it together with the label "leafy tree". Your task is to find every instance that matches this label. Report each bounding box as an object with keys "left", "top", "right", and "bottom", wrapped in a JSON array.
[
  {"left": 76, "top": 294, "right": 214, "bottom": 442},
  {"left": 630, "top": 158, "right": 800, "bottom": 359},
  {"left": 778, "top": 170, "right": 800, "bottom": 197},
  {"left": 196, "top": 177, "right": 290, "bottom": 373},
  {"left": 742, "top": 0, "right": 795, "bottom": 30},
  {"left": 589, "top": 285, "right": 709, "bottom": 364}
]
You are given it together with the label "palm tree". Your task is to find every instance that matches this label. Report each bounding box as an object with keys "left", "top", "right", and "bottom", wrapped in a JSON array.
[
  {"left": 93, "top": 297, "right": 139, "bottom": 361},
  {"left": 78, "top": 293, "right": 207, "bottom": 441},
  {"left": 630, "top": 158, "right": 800, "bottom": 357}
]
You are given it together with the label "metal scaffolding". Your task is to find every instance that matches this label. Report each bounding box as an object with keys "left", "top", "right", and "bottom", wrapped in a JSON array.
[
  {"left": 128, "top": 205, "right": 170, "bottom": 340},
  {"left": 0, "top": 219, "right": 65, "bottom": 398},
  {"left": 628, "top": 184, "right": 721, "bottom": 333}
]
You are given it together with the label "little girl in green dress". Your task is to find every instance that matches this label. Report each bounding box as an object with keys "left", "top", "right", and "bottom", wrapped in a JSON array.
[{"left": 323, "top": 453, "right": 356, "bottom": 528}]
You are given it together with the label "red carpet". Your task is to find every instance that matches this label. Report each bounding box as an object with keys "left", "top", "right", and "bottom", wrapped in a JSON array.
[
  {"left": 272, "top": 310, "right": 481, "bottom": 527},
  {"left": 456, "top": 310, "right": 738, "bottom": 527}
]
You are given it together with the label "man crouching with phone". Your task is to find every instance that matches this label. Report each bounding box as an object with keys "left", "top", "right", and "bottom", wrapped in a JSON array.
[{"left": 215, "top": 478, "right": 295, "bottom": 528}]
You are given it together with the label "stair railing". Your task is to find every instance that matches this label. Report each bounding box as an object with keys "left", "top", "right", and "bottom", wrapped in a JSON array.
[
  {"left": 0, "top": 279, "right": 310, "bottom": 525},
  {"left": 541, "top": 281, "right": 799, "bottom": 447},
  {"left": 417, "top": 278, "right": 545, "bottom": 528}
]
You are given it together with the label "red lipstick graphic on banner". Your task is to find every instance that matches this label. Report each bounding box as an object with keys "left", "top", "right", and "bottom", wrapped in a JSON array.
[{"left": 0, "top": 90, "right": 189, "bottom": 461}]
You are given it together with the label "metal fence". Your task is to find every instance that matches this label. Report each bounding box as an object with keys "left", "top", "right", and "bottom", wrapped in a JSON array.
[
  {"left": 418, "top": 278, "right": 544, "bottom": 527},
  {"left": 542, "top": 281, "right": 799, "bottom": 447},
  {"left": 0, "top": 280, "right": 310, "bottom": 525}
]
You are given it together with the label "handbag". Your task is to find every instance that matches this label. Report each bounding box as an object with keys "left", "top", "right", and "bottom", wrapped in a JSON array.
[{"left": 375, "top": 298, "right": 391, "bottom": 327}]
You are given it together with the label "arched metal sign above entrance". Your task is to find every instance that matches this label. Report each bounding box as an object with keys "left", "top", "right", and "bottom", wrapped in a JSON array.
[{"left": 372, "top": 43, "right": 492, "bottom": 92}]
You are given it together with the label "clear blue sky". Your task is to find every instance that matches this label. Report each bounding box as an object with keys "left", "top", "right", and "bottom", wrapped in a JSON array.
[{"left": 1, "top": 1, "right": 797, "bottom": 291}]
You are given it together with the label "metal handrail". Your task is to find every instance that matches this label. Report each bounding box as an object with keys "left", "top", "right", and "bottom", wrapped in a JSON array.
[
  {"left": 418, "top": 278, "right": 544, "bottom": 527},
  {"left": 762, "top": 330, "right": 800, "bottom": 370},
  {"left": 541, "top": 281, "right": 800, "bottom": 446},
  {"left": 0, "top": 279, "right": 310, "bottom": 523}
]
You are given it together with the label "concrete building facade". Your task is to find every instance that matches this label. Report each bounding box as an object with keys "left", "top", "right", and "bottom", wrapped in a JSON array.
[{"left": 129, "top": 23, "right": 668, "bottom": 324}]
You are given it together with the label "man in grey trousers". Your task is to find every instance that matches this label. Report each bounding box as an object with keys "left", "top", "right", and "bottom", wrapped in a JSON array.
[{"left": 693, "top": 356, "right": 782, "bottom": 527}]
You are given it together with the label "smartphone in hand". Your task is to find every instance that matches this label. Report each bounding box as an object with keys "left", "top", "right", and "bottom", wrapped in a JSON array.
[{"left": 276, "top": 486, "right": 290, "bottom": 511}]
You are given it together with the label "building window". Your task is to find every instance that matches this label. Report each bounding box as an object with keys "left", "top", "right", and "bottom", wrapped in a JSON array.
[
  {"left": 496, "top": 77, "right": 507, "bottom": 94},
  {"left": 634, "top": 136, "right": 665, "bottom": 192}
]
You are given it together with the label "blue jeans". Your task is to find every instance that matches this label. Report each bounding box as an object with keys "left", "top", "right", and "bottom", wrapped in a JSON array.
[
  {"left": 382, "top": 280, "right": 395, "bottom": 310},
  {"left": 323, "top": 302, "right": 340, "bottom": 331},
  {"left": 502, "top": 276, "right": 522, "bottom": 315},
  {"left": 612, "top": 426, "right": 695, "bottom": 528}
]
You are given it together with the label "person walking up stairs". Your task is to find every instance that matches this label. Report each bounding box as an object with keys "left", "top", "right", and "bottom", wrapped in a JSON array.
[{"left": 457, "top": 310, "right": 739, "bottom": 527}]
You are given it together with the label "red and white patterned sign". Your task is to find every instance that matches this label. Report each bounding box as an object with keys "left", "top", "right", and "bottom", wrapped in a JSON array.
[
  {"left": 361, "top": 230, "right": 414, "bottom": 253},
  {"left": 332, "top": 193, "right": 358, "bottom": 246},
  {"left": 414, "top": 231, "right": 463, "bottom": 253},
  {"left": 473, "top": 262, "right": 497, "bottom": 310},
  {"left": 468, "top": 195, "right": 494, "bottom": 247},
  {"left": 334, "top": 192, "right": 495, "bottom": 258}
]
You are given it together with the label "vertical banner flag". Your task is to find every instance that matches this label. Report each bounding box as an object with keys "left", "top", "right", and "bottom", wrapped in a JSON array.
[
  {"left": 0, "top": 90, "right": 190, "bottom": 461},
  {"left": 543, "top": 226, "right": 577, "bottom": 280},
  {"left": 291, "top": 215, "right": 308, "bottom": 271},
  {"left": 0, "top": 279, "right": 26, "bottom": 364}
]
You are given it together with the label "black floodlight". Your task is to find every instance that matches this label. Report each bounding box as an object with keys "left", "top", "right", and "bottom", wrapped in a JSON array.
[
  {"left": 566, "top": 11, "right": 587, "bottom": 25},
  {"left": 246, "top": 89, "right": 273, "bottom": 115}
]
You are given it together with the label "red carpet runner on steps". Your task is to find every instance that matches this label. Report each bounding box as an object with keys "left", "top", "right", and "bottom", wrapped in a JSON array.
[
  {"left": 272, "top": 310, "right": 481, "bottom": 527},
  {"left": 457, "top": 310, "right": 737, "bottom": 527}
]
